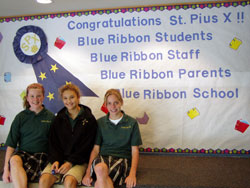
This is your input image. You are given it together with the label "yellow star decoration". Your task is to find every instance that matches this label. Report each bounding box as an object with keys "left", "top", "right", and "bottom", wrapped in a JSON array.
[
  {"left": 50, "top": 64, "right": 59, "bottom": 73},
  {"left": 66, "top": 81, "right": 72, "bottom": 85},
  {"left": 47, "top": 92, "right": 54, "bottom": 101},
  {"left": 39, "top": 72, "right": 46, "bottom": 80}
]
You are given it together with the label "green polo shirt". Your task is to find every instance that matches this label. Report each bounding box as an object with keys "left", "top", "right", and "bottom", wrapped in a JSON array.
[
  {"left": 5, "top": 108, "right": 54, "bottom": 153},
  {"left": 96, "top": 112, "right": 142, "bottom": 159}
]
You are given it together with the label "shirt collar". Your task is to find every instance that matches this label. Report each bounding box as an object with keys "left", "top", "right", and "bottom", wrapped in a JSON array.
[
  {"left": 65, "top": 105, "right": 84, "bottom": 120},
  {"left": 105, "top": 110, "right": 127, "bottom": 124}
]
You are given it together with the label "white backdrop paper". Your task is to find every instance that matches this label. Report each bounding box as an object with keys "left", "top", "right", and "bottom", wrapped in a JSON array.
[{"left": 0, "top": 2, "right": 250, "bottom": 152}]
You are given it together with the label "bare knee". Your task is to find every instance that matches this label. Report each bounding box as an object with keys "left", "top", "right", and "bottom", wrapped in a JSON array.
[
  {"left": 39, "top": 173, "right": 56, "bottom": 186},
  {"left": 9, "top": 155, "right": 23, "bottom": 168},
  {"left": 94, "top": 163, "right": 114, "bottom": 188},
  {"left": 64, "top": 175, "right": 77, "bottom": 188},
  {"left": 94, "top": 163, "right": 109, "bottom": 177}
]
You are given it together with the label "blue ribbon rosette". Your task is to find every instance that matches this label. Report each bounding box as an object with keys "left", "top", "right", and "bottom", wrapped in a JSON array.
[{"left": 13, "top": 25, "right": 97, "bottom": 113}]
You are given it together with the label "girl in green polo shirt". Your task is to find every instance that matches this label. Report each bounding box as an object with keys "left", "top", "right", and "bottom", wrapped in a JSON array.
[
  {"left": 2, "top": 83, "right": 55, "bottom": 188},
  {"left": 82, "top": 89, "right": 142, "bottom": 188}
]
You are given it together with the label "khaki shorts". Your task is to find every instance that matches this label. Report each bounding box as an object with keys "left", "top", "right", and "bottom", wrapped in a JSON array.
[{"left": 42, "top": 162, "right": 87, "bottom": 184}]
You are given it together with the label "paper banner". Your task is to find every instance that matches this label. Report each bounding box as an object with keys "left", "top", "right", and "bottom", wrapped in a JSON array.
[
  {"left": 235, "top": 120, "right": 249, "bottom": 133},
  {"left": 136, "top": 112, "right": 149, "bottom": 124},
  {"left": 4, "top": 72, "right": 11, "bottom": 82},
  {"left": 0, "top": 115, "right": 6, "bottom": 125},
  {"left": 101, "top": 102, "right": 108, "bottom": 114},
  {"left": 187, "top": 107, "right": 200, "bottom": 119},
  {"left": 229, "top": 37, "right": 242, "bottom": 50},
  {"left": 54, "top": 37, "right": 66, "bottom": 49}
]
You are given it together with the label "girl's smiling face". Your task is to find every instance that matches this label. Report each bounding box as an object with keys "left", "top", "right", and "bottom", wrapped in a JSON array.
[
  {"left": 62, "top": 89, "right": 79, "bottom": 111},
  {"left": 106, "top": 94, "right": 123, "bottom": 120},
  {"left": 26, "top": 88, "right": 44, "bottom": 113}
]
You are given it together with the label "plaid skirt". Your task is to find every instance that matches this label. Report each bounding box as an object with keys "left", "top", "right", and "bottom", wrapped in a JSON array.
[
  {"left": 10, "top": 150, "right": 48, "bottom": 181},
  {"left": 91, "top": 155, "right": 130, "bottom": 186}
]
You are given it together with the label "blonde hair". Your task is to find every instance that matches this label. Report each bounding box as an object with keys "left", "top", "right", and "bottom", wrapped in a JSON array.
[
  {"left": 59, "top": 84, "right": 81, "bottom": 99},
  {"left": 23, "top": 83, "right": 45, "bottom": 109},
  {"left": 104, "top": 89, "right": 123, "bottom": 105}
]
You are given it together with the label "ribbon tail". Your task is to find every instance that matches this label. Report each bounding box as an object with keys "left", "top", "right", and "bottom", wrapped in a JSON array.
[
  {"left": 32, "top": 54, "right": 98, "bottom": 113},
  {"left": 32, "top": 61, "right": 63, "bottom": 114},
  {"left": 43, "top": 54, "right": 98, "bottom": 97}
]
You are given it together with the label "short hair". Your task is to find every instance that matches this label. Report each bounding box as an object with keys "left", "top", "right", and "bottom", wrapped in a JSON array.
[
  {"left": 23, "top": 83, "right": 45, "bottom": 109},
  {"left": 59, "top": 83, "right": 81, "bottom": 99},
  {"left": 104, "top": 89, "right": 123, "bottom": 105}
]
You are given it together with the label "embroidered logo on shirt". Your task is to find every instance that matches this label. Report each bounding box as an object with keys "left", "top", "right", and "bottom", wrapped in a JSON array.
[
  {"left": 121, "top": 125, "right": 131, "bottom": 129},
  {"left": 41, "top": 120, "right": 51, "bottom": 123},
  {"left": 82, "top": 119, "right": 88, "bottom": 126}
]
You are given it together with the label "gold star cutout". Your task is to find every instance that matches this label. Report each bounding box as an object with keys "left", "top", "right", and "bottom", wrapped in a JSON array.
[
  {"left": 50, "top": 64, "right": 59, "bottom": 73},
  {"left": 39, "top": 72, "right": 46, "bottom": 80},
  {"left": 66, "top": 81, "right": 72, "bottom": 85},
  {"left": 47, "top": 92, "right": 54, "bottom": 101}
]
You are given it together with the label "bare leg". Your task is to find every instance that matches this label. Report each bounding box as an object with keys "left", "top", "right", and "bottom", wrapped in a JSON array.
[
  {"left": 64, "top": 175, "right": 78, "bottom": 188},
  {"left": 9, "top": 155, "right": 27, "bottom": 188},
  {"left": 94, "top": 163, "right": 114, "bottom": 188},
  {"left": 39, "top": 173, "right": 57, "bottom": 188}
]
